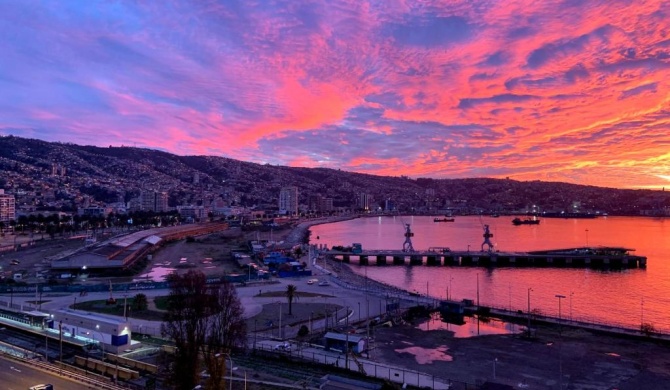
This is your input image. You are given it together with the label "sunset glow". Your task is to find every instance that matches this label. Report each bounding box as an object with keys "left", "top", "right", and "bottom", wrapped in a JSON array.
[{"left": 1, "top": 0, "right": 670, "bottom": 188}]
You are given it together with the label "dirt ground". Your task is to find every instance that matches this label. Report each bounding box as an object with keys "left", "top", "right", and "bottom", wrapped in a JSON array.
[
  {"left": 373, "top": 316, "right": 670, "bottom": 390},
  {"left": 141, "top": 226, "right": 295, "bottom": 281},
  {"left": 0, "top": 234, "right": 86, "bottom": 281}
]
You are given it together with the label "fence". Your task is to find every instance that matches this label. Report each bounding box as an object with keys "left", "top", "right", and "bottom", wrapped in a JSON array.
[{"left": 253, "top": 342, "right": 477, "bottom": 390}]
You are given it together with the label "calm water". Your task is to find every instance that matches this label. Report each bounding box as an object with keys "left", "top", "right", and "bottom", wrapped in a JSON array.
[{"left": 310, "top": 216, "right": 670, "bottom": 332}]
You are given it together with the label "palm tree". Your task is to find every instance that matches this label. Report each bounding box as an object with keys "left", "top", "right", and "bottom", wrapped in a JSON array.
[{"left": 285, "top": 284, "right": 297, "bottom": 315}]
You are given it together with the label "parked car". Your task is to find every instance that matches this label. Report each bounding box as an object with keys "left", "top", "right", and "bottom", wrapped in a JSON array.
[
  {"left": 318, "top": 281, "right": 330, "bottom": 286},
  {"left": 10, "top": 259, "right": 20, "bottom": 265},
  {"left": 306, "top": 279, "right": 318, "bottom": 285},
  {"left": 29, "top": 385, "right": 54, "bottom": 390},
  {"left": 274, "top": 342, "right": 291, "bottom": 351}
]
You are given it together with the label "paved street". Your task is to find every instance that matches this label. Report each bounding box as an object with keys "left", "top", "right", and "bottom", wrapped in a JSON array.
[{"left": 0, "top": 356, "right": 93, "bottom": 390}]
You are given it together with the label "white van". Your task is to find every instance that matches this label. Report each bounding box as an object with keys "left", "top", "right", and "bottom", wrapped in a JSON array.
[{"left": 29, "top": 385, "right": 54, "bottom": 390}]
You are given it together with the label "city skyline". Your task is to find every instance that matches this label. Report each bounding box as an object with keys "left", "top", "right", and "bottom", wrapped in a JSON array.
[{"left": 1, "top": 1, "right": 669, "bottom": 189}]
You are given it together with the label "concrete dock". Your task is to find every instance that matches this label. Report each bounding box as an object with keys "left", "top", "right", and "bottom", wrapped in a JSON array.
[{"left": 328, "top": 246, "right": 646, "bottom": 268}]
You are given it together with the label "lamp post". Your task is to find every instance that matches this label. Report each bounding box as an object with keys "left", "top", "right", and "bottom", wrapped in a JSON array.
[
  {"left": 527, "top": 288, "right": 533, "bottom": 337},
  {"left": 556, "top": 294, "right": 566, "bottom": 390},
  {"left": 215, "top": 353, "right": 238, "bottom": 390},
  {"left": 641, "top": 297, "right": 644, "bottom": 328},
  {"left": 508, "top": 284, "right": 512, "bottom": 312},
  {"left": 493, "top": 357, "right": 497, "bottom": 380},
  {"left": 227, "top": 354, "right": 237, "bottom": 390},
  {"left": 555, "top": 294, "right": 566, "bottom": 333},
  {"left": 585, "top": 229, "right": 589, "bottom": 246},
  {"left": 42, "top": 318, "right": 49, "bottom": 361},
  {"left": 569, "top": 292, "right": 574, "bottom": 321},
  {"left": 92, "top": 328, "right": 105, "bottom": 361},
  {"left": 449, "top": 277, "right": 453, "bottom": 300},
  {"left": 357, "top": 302, "right": 361, "bottom": 322}
]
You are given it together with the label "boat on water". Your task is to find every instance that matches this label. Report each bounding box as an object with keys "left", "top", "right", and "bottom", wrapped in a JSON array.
[
  {"left": 541, "top": 211, "right": 599, "bottom": 219},
  {"left": 512, "top": 217, "right": 540, "bottom": 225},
  {"left": 434, "top": 217, "right": 455, "bottom": 222}
]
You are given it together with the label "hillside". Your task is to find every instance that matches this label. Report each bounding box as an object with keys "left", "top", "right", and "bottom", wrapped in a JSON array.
[{"left": 0, "top": 135, "right": 668, "bottom": 215}]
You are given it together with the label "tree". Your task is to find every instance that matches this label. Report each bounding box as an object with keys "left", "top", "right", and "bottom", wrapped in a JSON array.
[
  {"left": 132, "top": 293, "right": 148, "bottom": 312},
  {"left": 202, "top": 280, "right": 247, "bottom": 390},
  {"left": 161, "top": 271, "right": 212, "bottom": 390},
  {"left": 161, "top": 271, "right": 246, "bottom": 390},
  {"left": 286, "top": 284, "right": 297, "bottom": 315},
  {"left": 297, "top": 325, "right": 309, "bottom": 337}
]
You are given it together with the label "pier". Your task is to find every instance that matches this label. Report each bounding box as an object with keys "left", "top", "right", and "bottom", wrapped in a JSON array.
[
  {"left": 326, "top": 223, "right": 647, "bottom": 269},
  {"left": 328, "top": 248, "right": 646, "bottom": 268}
]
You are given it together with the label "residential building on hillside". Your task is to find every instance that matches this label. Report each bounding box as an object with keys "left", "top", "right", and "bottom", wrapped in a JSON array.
[
  {"left": 358, "top": 193, "right": 371, "bottom": 211},
  {"left": 0, "top": 189, "right": 15, "bottom": 224},
  {"left": 279, "top": 186, "right": 299, "bottom": 215},
  {"left": 178, "top": 205, "right": 208, "bottom": 221},
  {"left": 308, "top": 194, "right": 334, "bottom": 213},
  {"left": 140, "top": 191, "right": 169, "bottom": 212}
]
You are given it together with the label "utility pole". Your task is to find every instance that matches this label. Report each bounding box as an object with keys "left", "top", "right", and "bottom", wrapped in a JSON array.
[
  {"left": 59, "top": 321, "right": 63, "bottom": 374},
  {"left": 527, "top": 288, "right": 533, "bottom": 338}
]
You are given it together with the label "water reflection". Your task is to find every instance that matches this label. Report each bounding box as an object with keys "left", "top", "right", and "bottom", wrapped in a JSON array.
[
  {"left": 416, "top": 312, "right": 521, "bottom": 338},
  {"left": 133, "top": 266, "right": 175, "bottom": 282},
  {"left": 394, "top": 345, "right": 453, "bottom": 364}
]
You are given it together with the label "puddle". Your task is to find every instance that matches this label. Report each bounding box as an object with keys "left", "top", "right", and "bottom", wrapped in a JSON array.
[
  {"left": 133, "top": 266, "right": 176, "bottom": 282},
  {"left": 416, "top": 312, "right": 521, "bottom": 338},
  {"left": 394, "top": 345, "right": 453, "bottom": 364}
]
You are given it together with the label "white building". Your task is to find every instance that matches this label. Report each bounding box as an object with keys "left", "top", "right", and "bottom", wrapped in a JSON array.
[
  {"left": 279, "top": 186, "right": 299, "bottom": 216},
  {"left": 53, "top": 309, "right": 134, "bottom": 354}
]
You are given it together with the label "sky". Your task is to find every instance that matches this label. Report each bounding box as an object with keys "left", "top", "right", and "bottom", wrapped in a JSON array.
[{"left": 1, "top": 0, "right": 670, "bottom": 189}]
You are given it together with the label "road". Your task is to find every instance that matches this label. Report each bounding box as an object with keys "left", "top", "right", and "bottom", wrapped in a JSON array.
[{"left": 0, "top": 356, "right": 91, "bottom": 390}]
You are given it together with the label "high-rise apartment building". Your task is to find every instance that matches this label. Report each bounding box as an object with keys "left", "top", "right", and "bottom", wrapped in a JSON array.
[
  {"left": 140, "top": 191, "right": 169, "bottom": 212},
  {"left": 0, "top": 189, "right": 16, "bottom": 225},
  {"left": 279, "top": 186, "right": 299, "bottom": 215},
  {"left": 358, "top": 193, "right": 371, "bottom": 211}
]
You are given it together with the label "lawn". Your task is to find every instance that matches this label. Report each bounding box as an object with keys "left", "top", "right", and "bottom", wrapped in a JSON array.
[{"left": 72, "top": 297, "right": 166, "bottom": 321}]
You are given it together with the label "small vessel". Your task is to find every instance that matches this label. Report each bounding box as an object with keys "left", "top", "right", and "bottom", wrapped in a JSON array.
[
  {"left": 434, "top": 217, "right": 455, "bottom": 222},
  {"left": 512, "top": 217, "right": 540, "bottom": 226},
  {"left": 541, "top": 211, "right": 598, "bottom": 219}
]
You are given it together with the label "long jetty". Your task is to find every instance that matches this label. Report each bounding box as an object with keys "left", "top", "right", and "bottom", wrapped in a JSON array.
[
  {"left": 328, "top": 247, "right": 646, "bottom": 268},
  {"left": 325, "top": 223, "right": 646, "bottom": 269}
]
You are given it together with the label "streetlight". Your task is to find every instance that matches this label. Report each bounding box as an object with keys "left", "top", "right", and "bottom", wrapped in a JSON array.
[
  {"left": 493, "top": 357, "right": 497, "bottom": 379},
  {"left": 449, "top": 277, "right": 453, "bottom": 300},
  {"left": 641, "top": 297, "right": 644, "bottom": 328},
  {"left": 527, "top": 288, "right": 533, "bottom": 337},
  {"left": 569, "top": 292, "right": 574, "bottom": 321},
  {"left": 508, "top": 284, "right": 512, "bottom": 312},
  {"left": 585, "top": 229, "right": 589, "bottom": 246},
  {"left": 42, "top": 318, "right": 49, "bottom": 361},
  {"left": 92, "top": 325, "right": 105, "bottom": 361},
  {"left": 225, "top": 354, "right": 238, "bottom": 390},
  {"left": 555, "top": 295, "right": 566, "bottom": 390},
  {"left": 357, "top": 302, "right": 361, "bottom": 322},
  {"left": 555, "top": 294, "right": 566, "bottom": 333}
]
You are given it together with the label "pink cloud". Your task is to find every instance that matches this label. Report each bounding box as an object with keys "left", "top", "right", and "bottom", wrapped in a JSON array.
[{"left": 1, "top": 0, "right": 670, "bottom": 188}]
